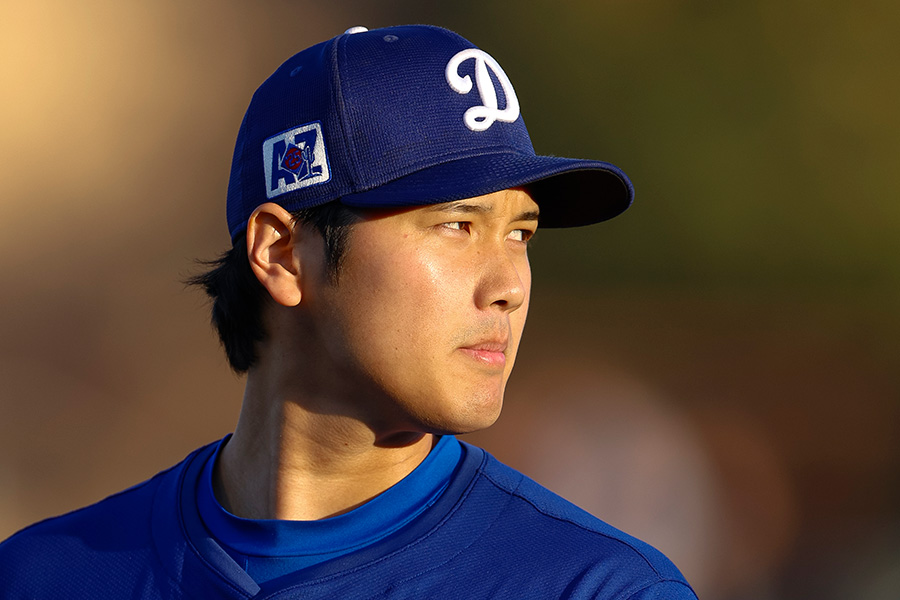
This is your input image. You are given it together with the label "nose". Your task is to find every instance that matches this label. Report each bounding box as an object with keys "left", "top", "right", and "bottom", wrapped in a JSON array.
[{"left": 473, "top": 246, "right": 529, "bottom": 313}]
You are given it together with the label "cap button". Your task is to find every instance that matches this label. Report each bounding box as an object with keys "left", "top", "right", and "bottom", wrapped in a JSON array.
[{"left": 344, "top": 26, "right": 368, "bottom": 34}]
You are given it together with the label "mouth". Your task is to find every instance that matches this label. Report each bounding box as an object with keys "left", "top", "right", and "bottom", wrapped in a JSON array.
[{"left": 458, "top": 338, "right": 509, "bottom": 370}]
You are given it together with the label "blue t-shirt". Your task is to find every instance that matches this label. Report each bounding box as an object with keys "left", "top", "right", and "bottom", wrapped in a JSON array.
[
  {"left": 0, "top": 440, "right": 698, "bottom": 599},
  {"left": 196, "top": 435, "right": 462, "bottom": 583}
]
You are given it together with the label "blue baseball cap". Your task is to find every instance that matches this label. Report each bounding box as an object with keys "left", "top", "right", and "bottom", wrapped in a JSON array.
[{"left": 226, "top": 24, "right": 633, "bottom": 242}]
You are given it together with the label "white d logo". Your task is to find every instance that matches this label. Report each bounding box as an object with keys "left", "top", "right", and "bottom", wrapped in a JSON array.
[{"left": 446, "top": 49, "right": 520, "bottom": 132}]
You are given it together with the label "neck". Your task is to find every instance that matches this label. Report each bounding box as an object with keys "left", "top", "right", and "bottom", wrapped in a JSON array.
[{"left": 214, "top": 372, "right": 434, "bottom": 521}]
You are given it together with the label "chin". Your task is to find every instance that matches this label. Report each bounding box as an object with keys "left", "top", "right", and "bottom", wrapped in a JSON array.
[{"left": 423, "top": 390, "right": 505, "bottom": 436}]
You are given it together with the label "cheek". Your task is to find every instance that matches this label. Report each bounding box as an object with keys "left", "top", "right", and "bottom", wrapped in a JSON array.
[{"left": 339, "top": 246, "right": 465, "bottom": 371}]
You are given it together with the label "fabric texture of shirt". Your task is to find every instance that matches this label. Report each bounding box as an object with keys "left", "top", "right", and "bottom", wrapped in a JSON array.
[{"left": 0, "top": 440, "right": 698, "bottom": 599}]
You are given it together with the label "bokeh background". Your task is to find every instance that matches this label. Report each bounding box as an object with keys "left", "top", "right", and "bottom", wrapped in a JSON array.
[{"left": 2, "top": 1, "right": 898, "bottom": 598}]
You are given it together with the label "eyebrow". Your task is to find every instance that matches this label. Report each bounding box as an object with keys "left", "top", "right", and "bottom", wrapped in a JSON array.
[
  {"left": 427, "top": 200, "right": 493, "bottom": 214},
  {"left": 428, "top": 201, "right": 540, "bottom": 222}
]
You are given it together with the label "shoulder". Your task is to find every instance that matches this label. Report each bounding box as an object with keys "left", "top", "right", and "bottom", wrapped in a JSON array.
[
  {"left": 1, "top": 472, "right": 160, "bottom": 549},
  {"left": 0, "top": 447, "right": 205, "bottom": 599},
  {"left": 458, "top": 443, "right": 698, "bottom": 599}
]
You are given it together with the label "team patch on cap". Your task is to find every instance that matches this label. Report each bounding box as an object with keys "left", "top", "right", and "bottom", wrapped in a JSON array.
[{"left": 262, "top": 122, "right": 330, "bottom": 199}]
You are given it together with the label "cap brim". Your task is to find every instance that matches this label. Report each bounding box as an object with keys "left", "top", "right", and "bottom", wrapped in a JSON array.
[{"left": 338, "top": 152, "right": 633, "bottom": 228}]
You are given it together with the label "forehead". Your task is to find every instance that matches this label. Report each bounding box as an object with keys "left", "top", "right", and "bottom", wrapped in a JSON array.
[
  {"left": 420, "top": 187, "right": 539, "bottom": 217},
  {"left": 342, "top": 187, "right": 539, "bottom": 227}
]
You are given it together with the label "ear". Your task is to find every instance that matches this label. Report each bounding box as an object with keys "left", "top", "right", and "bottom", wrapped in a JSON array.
[{"left": 246, "top": 203, "right": 303, "bottom": 307}]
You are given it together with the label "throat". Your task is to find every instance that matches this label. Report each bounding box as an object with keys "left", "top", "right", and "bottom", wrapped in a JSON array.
[{"left": 213, "top": 421, "right": 436, "bottom": 521}]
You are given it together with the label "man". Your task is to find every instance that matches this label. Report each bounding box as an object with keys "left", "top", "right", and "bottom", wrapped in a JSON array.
[{"left": 0, "top": 25, "right": 697, "bottom": 599}]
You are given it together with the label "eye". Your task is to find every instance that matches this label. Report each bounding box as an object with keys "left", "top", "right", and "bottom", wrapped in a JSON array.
[
  {"left": 441, "top": 221, "right": 470, "bottom": 232},
  {"left": 508, "top": 228, "right": 534, "bottom": 243}
]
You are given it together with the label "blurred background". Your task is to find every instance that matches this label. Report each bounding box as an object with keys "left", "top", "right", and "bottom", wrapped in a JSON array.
[{"left": 1, "top": 1, "right": 898, "bottom": 598}]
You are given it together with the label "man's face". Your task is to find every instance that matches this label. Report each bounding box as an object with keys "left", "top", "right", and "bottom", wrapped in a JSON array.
[{"left": 300, "top": 188, "right": 538, "bottom": 437}]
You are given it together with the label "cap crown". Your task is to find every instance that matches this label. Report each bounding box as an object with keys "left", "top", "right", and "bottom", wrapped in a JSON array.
[{"left": 226, "top": 25, "right": 533, "bottom": 241}]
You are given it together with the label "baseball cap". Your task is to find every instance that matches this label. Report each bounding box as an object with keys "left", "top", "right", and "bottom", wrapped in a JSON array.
[{"left": 226, "top": 24, "right": 633, "bottom": 242}]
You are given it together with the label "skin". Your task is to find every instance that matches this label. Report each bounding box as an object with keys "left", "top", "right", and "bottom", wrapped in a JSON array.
[{"left": 215, "top": 188, "right": 539, "bottom": 521}]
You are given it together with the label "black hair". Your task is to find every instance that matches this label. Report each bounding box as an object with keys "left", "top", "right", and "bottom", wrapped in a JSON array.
[{"left": 187, "top": 201, "right": 357, "bottom": 373}]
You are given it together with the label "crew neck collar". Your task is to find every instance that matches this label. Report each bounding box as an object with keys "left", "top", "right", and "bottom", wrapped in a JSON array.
[{"left": 197, "top": 435, "right": 462, "bottom": 558}]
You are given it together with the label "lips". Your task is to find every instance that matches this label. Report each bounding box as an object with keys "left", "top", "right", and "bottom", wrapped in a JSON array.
[{"left": 459, "top": 337, "right": 509, "bottom": 370}]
